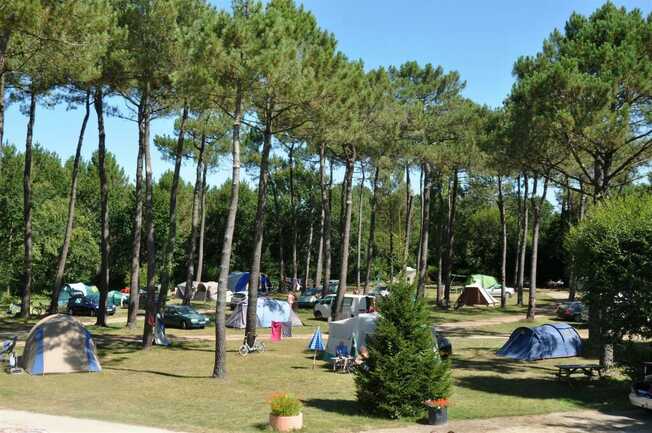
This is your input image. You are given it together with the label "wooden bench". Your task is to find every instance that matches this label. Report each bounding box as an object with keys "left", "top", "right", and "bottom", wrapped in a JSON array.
[{"left": 555, "top": 364, "right": 605, "bottom": 381}]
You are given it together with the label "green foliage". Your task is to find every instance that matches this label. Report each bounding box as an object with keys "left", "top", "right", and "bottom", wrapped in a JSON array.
[
  {"left": 355, "top": 283, "right": 452, "bottom": 419},
  {"left": 268, "top": 393, "right": 302, "bottom": 417},
  {"left": 565, "top": 193, "right": 652, "bottom": 340}
]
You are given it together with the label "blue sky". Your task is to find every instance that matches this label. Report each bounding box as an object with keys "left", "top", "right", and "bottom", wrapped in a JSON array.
[{"left": 3, "top": 0, "right": 650, "bottom": 187}]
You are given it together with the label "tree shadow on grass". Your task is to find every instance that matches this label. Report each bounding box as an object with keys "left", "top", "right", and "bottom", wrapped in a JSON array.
[
  {"left": 104, "top": 366, "right": 210, "bottom": 379},
  {"left": 451, "top": 352, "right": 559, "bottom": 375},
  {"left": 456, "top": 375, "right": 631, "bottom": 411},
  {"left": 302, "top": 398, "right": 369, "bottom": 417}
]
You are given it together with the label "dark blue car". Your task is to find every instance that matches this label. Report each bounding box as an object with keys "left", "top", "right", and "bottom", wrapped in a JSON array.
[{"left": 67, "top": 295, "right": 116, "bottom": 317}]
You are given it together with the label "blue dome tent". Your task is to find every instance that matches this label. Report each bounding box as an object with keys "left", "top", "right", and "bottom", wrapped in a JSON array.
[
  {"left": 227, "top": 272, "right": 271, "bottom": 293},
  {"left": 497, "top": 323, "right": 582, "bottom": 361}
]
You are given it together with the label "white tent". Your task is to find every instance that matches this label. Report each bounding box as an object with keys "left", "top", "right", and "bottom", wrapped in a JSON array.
[
  {"left": 325, "top": 313, "right": 378, "bottom": 359},
  {"left": 175, "top": 281, "right": 218, "bottom": 301},
  {"left": 226, "top": 297, "right": 303, "bottom": 329}
]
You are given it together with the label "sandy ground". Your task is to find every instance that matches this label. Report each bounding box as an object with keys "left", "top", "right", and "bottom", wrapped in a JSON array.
[
  {"left": 365, "top": 410, "right": 652, "bottom": 433},
  {"left": 1, "top": 409, "right": 650, "bottom": 433},
  {"left": 0, "top": 409, "right": 184, "bottom": 433}
]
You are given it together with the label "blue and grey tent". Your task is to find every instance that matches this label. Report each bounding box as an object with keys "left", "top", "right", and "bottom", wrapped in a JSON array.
[
  {"left": 497, "top": 323, "right": 582, "bottom": 361},
  {"left": 57, "top": 282, "right": 100, "bottom": 311},
  {"left": 227, "top": 272, "right": 272, "bottom": 293},
  {"left": 21, "top": 314, "right": 101, "bottom": 375}
]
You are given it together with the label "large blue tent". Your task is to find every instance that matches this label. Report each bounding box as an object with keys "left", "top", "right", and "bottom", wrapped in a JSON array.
[
  {"left": 497, "top": 323, "right": 582, "bottom": 361},
  {"left": 227, "top": 272, "right": 272, "bottom": 293}
]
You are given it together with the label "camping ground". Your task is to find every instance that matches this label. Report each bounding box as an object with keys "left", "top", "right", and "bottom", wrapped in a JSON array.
[{"left": 0, "top": 289, "right": 642, "bottom": 433}]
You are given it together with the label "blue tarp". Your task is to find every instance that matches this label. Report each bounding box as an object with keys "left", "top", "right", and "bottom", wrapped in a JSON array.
[
  {"left": 497, "top": 323, "right": 582, "bottom": 361},
  {"left": 228, "top": 272, "right": 272, "bottom": 293}
]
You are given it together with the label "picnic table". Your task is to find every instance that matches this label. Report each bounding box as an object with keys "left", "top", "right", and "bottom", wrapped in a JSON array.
[{"left": 555, "top": 363, "right": 605, "bottom": 381}]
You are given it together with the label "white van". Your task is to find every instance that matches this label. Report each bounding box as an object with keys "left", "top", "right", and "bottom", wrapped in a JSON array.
[{"left": 313, "top": 294, "right": 374, "bottom": 319}]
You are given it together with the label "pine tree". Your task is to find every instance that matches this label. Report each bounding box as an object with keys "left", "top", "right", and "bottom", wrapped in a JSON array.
[{"left": 355, "top": 283, "right": 452, "bottom": 419}]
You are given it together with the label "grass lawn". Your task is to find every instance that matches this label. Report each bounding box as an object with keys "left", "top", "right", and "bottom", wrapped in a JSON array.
[{"left": 0, "top": 302, "right": 631, "bottom": 433}]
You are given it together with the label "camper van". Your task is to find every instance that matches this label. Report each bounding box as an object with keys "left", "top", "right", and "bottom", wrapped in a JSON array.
[{"left": 313, "top": 294, "right": 374, "bottom": 319}]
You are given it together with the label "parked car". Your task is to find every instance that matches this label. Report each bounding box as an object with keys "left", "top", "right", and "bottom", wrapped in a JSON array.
[
  {"left": 162, "top": 305, "right": 209, "bottom": 329},
  {"left": 313, "top": 294, "right": 375, "bottom": 319},
  {"left": 67, "top": 295, "right": 116, "bottom": 317},
  {"left": 229, "top": 292, "right": 248, "bottom": 310},
  {"left": 556, "top": 301, "right": 587, "bottom": 322},
  {"left": 486, "top": 283, "right": 515, "bottom": 299},
  {"left": 298, "top": 287, "right": 322, "bottom": 308},
  {"left": 327, "top": 280, "right": 339, "bottom": 294}
]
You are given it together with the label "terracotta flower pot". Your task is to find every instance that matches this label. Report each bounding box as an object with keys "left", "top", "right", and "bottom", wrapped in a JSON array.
[{"left": 269, "top": 412, "right": 303, "bottom": 432}]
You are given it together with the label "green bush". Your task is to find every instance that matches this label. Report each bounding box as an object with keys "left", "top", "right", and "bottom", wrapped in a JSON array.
[
  {"left": 565, "top": 193, "right": 652, "bottom": 341},
  {"left": 268, "top": 393, "right": 302, "bottom": 417},
  {"left": 355, "top": 283, "right": 452, "bottom": 419},
  {"left": 616, "top": 341, "right": 652, "bottom": 382}
]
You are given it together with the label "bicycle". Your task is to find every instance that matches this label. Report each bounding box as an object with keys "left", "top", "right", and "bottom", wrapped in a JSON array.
[{"left": 239, "top": 333, "right": 265, "bottom": 357}]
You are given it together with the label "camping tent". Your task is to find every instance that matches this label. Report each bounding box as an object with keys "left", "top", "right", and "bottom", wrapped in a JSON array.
[
  {"left": 497, "top": 323, "right": 582, "bottom": 361},
  {"left": 175, "top": 281, "right": 218, "bottom": 301},
  {"left": 226, "top": 297, "right": 303, "bottom": 328},
  {"left": 21, "top": 314, "right": 101, "bottom": 375},
  {"left": 108, "top": 290, "right": 128, "bottom": 307},
  {"left": 465, "top": 274, "right": 498, "bottom": 289},
  {"left": 57, "top": 283, "right": 100, "bottom": 311},
  {"left": 325, "top": 313, "right": 378, "bottom": 359},
  {"left": 227, "top": 272, "right": 272, "bottom": 293},
  {"left": 457, "top": 285, "right": 497, "bottom": 307}
]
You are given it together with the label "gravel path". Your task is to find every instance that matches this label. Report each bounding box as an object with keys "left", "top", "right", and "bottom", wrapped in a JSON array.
[{"left": 364, "top": 410, "right": 652, "bottom": 433}]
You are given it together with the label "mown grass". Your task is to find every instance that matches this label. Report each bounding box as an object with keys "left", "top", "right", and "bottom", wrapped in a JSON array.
[{"left": 0, "top": 306, "right": 632, "bottom": 433}]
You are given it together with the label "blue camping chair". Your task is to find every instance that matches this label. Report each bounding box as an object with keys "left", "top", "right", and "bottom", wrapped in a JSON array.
[
  {"left": 1, "top": 336, "right": 17, "bottom": 366},
  {"left": 333, "top": 342, "right": 354, "bottom": 373}
]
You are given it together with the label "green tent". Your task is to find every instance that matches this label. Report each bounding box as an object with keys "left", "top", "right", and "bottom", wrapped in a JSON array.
[
  {"left": 108, "top": 290, "right": 128, "bottom": 307},
  {"left": 464, "top": 274, "right": 498, "bottom": 289}
]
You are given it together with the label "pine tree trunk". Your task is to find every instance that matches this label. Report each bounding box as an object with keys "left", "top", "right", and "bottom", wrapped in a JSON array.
[
  {"left": 289, "top": 145, "right": 298, "bottom": 287},
  {"left": 20, "top": 91, "right": 36, "bottom": 319},
  {"left": 416, "top": 163, "right": 431, "bottom": 299},
  {"left": 304, "top": 218, "right": 313, "bottom": 288},
  {"left": 517, "top": 175, "right": 529, "bottom": 306},
  {"left": 513, "top": 175, "right": 522, "bottom": 288},
  {"left": 141, "top": 86, "right": 158, "bottom": 349},
  {"left": 50, "top": 91, "right": 91, "bottom": 313},
  {"left": 0, "top": 30, "right": 10, "bottom": 148},
  {"left": 443, "top": 169, "right": 459, "bottom": 307},
  {"left": 436, "top": 180, "right": 445, "bottom": 304},
  {"left": 364, "top": 166, "right": 380, "bottom": 293},
  {"left": 333, "top": 149, "right": 355, "bottom": 320},
  {"left": 497, "top": 175, "right": 507, "bottom": 309},
  {"left": 417, "top": 166, "right": 423, "bottom": 268},
  {"left": 403, "top": 164, "right": 413, "bottom": 274},
  {"left": 356, "top": 163, "right": 365, "bottom": 291},
  {"left": 184, "top": 133, "right": 206, "bottom": 306},
  {"left": 127, "top": 107, "right": 146, "bottom": 328},
  {"left": 314, "top": 182, "right": 325, "bottom": 290},
  {"left": 95, "top": 88, "right": 110, "bottom": 327},
  {"left": 213, "top": 92, "right": 242, "bottom": 379},
  {"left": 315, "top": 147, "right": 331, "bottom": 296},
  {"left": 527, "top": 177, "right": 547, "bottom": 320},
  {"left": 245, "top": 119, "right": 273, "bottom": 347},
  {"left": 322, "top": 158, "right": 333, "bottom": 297},
  {"left": 158, "top": 105, "right": 188, "bottom": 309},
  {"left": 389, "top": 207, "right": 395, "bottom": 281},
  {"left": 271, "top": 176, "right": 285, "bottom": 287},
  {"left": 197, "top": 162, "right": 208, "bottom": 283}
]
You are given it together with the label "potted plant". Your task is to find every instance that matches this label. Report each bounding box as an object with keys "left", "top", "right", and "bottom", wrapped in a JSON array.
[
  {"left": 424, "top": 398, "right": 449, "bottom": 426},
  {"left": 268, "top": 393, "right": 303, "bottom": 432}
]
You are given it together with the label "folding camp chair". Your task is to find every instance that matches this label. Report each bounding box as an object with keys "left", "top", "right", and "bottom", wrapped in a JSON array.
[
  {"left": 0, "top": 337, "right": 17, "bottom": 364},
  {"left": 332, "top": 343, "right": 354, "bottom": 373}
]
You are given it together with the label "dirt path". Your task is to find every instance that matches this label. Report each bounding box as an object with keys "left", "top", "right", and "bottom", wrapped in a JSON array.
[
  {"left": 0, "top": 409, "right": 185, "bottom": 433},
  {"left": 365, "top": 410, "right": 652, "bottom": 433}
]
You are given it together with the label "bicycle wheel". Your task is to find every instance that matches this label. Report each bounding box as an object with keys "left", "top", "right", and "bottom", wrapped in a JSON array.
[
  {"left": 238, "top": 345, "right": 249, "bottom": 357},
  {"left": 256, "top": 341, "right": 265, "bottom": 353}
]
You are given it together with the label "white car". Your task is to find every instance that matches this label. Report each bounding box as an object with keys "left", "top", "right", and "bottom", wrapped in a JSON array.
[
  {"left": 486, "top": 284, "right": 515, "bottom": 299},
  {"left": 313, "top": 294, "right": 374, "bottom": 319}
]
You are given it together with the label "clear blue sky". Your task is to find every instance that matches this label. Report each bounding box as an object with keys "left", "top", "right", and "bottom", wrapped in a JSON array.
[{"left": 3, "top": 0, "right": 650, "bottom": 187}]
